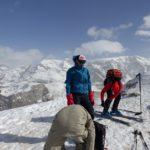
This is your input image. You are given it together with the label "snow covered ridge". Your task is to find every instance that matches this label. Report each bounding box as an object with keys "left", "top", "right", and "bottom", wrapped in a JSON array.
[
  {"left": 0, "top": 59, "right": 70, "bottom": 97},
  {"left": 87, "top": 56, "right": 150, "bottom": 85},
  {"left": 0, "top": 56, "right": 150, "bottom": 110},
  {"left": 0, "top": 56, "right": 150, "bottom": 95}
]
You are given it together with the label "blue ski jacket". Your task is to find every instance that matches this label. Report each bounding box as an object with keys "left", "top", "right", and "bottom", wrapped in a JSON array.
[{"left": 65, "top": 65, "right": 91, "bottom": 95}]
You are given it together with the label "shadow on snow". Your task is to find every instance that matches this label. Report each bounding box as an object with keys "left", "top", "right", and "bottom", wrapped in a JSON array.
[
  {"left": 0, "top": 133, "right": 46, "bottom": 144},
  {"left": 31, "top": 116, "right": 54, "bottom": 123}
]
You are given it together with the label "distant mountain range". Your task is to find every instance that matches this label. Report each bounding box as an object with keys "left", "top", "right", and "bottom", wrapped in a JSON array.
[{"left": 0, "top": 56, "right": 150, "bottom": 97}]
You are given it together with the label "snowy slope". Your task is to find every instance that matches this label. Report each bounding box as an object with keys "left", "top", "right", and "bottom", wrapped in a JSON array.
[
  {"left": 0, "top": 98, "right": 66, "bottom": 150},
  {"left": 0, "top": 83, "right": 150, "bottom": 150}
]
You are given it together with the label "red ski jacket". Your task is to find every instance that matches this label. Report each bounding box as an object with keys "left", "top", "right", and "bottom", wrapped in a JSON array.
[{"left": 100, "top": 81, "right": 122, "bottom": 101}]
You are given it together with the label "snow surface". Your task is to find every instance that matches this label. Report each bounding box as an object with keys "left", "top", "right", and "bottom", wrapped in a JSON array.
[
  {"left": 0, "top": 98, "right": 66, "bottom": 150},
  {"left": 0, "top": 85, "right": 150, "bottom": 150}
]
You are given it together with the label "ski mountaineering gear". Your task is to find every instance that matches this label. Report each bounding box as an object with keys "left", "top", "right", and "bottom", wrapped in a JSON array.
[
  {"left": 65, "top": 55, "right": 94, "bottom": 119},
  {"left": 124, "top": 73, "right": 143, "bottom": 115},
  {"left": 44, "top": 105, "right": 95, "bottom": 150},
  {"left": 73, "top": 54, "right": 86, "bottom": 65},
  {"left": 78, "top": 54, "right": 86, "bottom": 64},
  {"left": 135, "top": 73, "right": 142, "bottom": 115},
  {"left": 106, "top": 69, "right": 122, "bottom": 80},
  {"left": 131, "top": 130, "right": 149, "bottom": 150},
  {"left": 94, "top": 121, "right": 106, "bottom": 150},
  {"left": 101, "top": 79, "right": 122, "bottom": 101},
  {"left": 101, "top": 94, "right": 122, "bottom": 115},
  {"left": 102, "top": 99, "right": 112, "bottom": 113},
  {"left": 73, "top": 93, "right": 95, "bottom": 119},
  {"left": 110, "top": 109, "right": 122, "bottom": 116},
  {"left": 89, "top": 91, "right": 95, "bottom": 106},
  {"left": 65, "top": 66, "right": 91, "bottom": 95},
  {"left": 66, "top": 93, "right": 74, "bottom": 105},
  {"left": 100, "top": 69, "right": 123, "bottom": 114},
  {"left": 101, "top": 100, "right": 105, "bottom": 107},
  {"left": 101, "top": 110, "right": 112, "bottom": 118},
  {"left": 111, "top": 94, "right": 121, "bottom": 111}
]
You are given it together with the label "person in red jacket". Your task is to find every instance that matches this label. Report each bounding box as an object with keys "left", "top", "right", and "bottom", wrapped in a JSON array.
[{"left": 100, "top": 69, "right": 123, "bottom": 116}]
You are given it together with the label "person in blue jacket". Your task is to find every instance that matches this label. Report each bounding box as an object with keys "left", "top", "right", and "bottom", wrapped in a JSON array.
[{"left": 65, "top": 54, "right": 95, "bottom": 119}]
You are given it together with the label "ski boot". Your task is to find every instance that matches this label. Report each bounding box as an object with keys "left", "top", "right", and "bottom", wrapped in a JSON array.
[
  {"left": 110, "top": 110, "right": 122, "bottom": 116},
  {"left": 101, "top": 110, "right": 111, "bottom": 118}
]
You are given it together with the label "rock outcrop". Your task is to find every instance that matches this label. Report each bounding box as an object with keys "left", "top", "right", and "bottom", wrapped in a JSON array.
[{"left": 0, "top": 84, "right": 50, "bottom": 111}]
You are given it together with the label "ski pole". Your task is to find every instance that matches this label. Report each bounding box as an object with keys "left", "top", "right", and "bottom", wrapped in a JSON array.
[
  {"left": 131, "top": 130, "right": 138, "bottom": 150},
  {"left": 135, "top": 73, "right": 142, "bottom": 115},
  {"left": 132, "top": 130, "right": 149, "bottom": 150},
  {"left": 139, "top": 131, "right": 149, "bottom": 150}
]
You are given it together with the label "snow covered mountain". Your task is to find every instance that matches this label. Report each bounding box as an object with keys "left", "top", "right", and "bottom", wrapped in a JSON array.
[
  {"left": 0, "top": 55, "right": 150, "bottom": 150},
  {"left": 87, "top": 56, "right": 150, "bottom": 86},
  {"left": 0, "top": 55, "right": 150, "bottom": 97}
]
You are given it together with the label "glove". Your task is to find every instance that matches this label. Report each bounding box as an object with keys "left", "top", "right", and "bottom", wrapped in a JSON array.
[
  {"left": 66, "top": 93, "right": 74, "bottom": 105},
  {"left": 101, "top": 100, "right": 105, "bottom": 107},
  {"left": 89, "top": 91, "right": 95, "bottom": 106}
]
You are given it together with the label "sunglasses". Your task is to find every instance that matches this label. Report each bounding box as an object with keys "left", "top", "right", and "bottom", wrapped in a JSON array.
[{"left": 78, "top": 60, "right": 86, "bottom": 64}]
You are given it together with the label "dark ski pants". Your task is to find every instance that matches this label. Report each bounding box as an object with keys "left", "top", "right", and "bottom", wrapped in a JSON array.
[
  {"left": 104, "top": 94, "right": 121, "bottom": 112},
  {"left": 73, "top": 93, "right": 95, "bottom": 119}
]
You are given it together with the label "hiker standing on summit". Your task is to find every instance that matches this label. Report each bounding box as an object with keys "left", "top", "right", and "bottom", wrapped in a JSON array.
[
  {"left": 65, "top": 55, "right": 95, "bottom": 119},
  {"left": 100, "top": 69, "right": 123, "bottom": 116}
]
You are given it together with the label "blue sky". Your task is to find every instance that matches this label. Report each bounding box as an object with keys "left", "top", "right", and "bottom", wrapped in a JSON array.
[{"left": 0, "top": 0, "right": 150, "bottom": 66}]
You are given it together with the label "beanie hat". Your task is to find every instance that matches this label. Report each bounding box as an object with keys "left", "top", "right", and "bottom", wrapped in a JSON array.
[{"left": 73, "top": 55, "right": 86, "bottom": 63}]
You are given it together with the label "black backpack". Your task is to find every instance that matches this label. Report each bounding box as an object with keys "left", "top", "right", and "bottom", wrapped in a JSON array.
[{"left": 94, "top": 121, "right": 106, "bottom": 150}]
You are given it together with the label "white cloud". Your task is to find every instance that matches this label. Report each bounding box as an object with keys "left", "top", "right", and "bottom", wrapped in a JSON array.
[
  {"left": 117, "top": 22, "right": 133, "bottom": 30},
  {"left": 74, "top": 40, "right": 125, "bottom": 57},
  {"left": 87, "top": 22, "right": 133, "bottom": 39},
  {"left": 135, "top": 30, "right": 150, "bottom": 37},
  {"left": 140, "top": 15, "right": 150, "bottom": 29},
  {"left": 136, "top": 14, "right": 150, "bottom": 38},
  {"left": 87, "top": 27, "right": 113, "bottom": 39},
  {"left": 0, "top": 46, "right": 44, "bottom": 67},
  {"left": 87, "top": 26, "right": 114, "bottom": 40}
]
